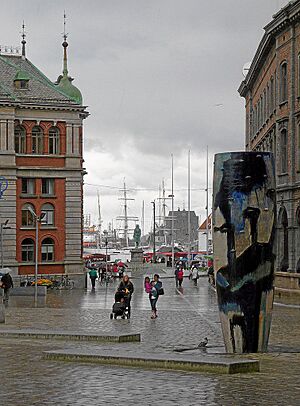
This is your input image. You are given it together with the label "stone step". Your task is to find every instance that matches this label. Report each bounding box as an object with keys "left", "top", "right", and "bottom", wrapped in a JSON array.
[
  {"left": 43, "top": 349, "right": 259, "bottom": 374},
  {"left": 0, "top": 329, "right": 140, "bottom": 343}
]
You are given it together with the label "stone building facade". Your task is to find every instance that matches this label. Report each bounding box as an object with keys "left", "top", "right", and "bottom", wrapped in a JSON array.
[
  {"left": 165, "top": 209, "right": 199, "bottom": 247},
  {"left": 0, "top": 34, "right": 88, "bottom": 277},
  {"left": 239, "top": 0, "right": 300, "bottom": 273}
]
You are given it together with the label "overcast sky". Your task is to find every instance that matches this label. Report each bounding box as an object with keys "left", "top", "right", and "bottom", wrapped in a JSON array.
[{"left": 1, "top": 0, "right": 289, "bottom": 234}]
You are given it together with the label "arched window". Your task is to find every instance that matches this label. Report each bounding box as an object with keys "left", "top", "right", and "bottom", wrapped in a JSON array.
[
  {"left": 41, "top": 203, "right": 54, "bottom": 226},
  {"left": 280, "top": 129, "right": 288, "bottom": 173},
  {"left": 298, "top": 54, "right": 300, "bottom": 96},
  {"left": 21, "top": 203, "right": 35, "bottom": 227},
  {"left": 296, "top": 207, "right": 300, "bottom": 273},
  {"left": 270, "top": 76, "right": 274, "bottom": 112},
  {"left": 279, "top": 208, "right": 289, "bottom": 272},
  {"left": 14, "top": 125, "right": 26, "bottom": 153},
  {"left": 21, "top": 238, "right": 34, "bottom": 262},
  {"left": 280, "top": 62, "right": 288, "bottom": 102},
  {"left": 48, "top": 127, "right": 60, "bottom": 155},
  {"left": 298, "top": 122, "right": 300, "bottom": 171},
  {"left": 41, "top": 238, "right": 54, "bottom": 262},
  {"left": 32, "top": 126, "right": 43, "bottom": 154}
]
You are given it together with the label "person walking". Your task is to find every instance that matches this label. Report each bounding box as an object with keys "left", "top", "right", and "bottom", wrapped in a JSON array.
[
  {"left": 149, "top": 281, "right": 159, "bottom": 319},
  {"left": 1, "top": 272, "right": 13, "bottom": 304},
  {"left": 177, "top": 267, "right": 184, "bottom": 288},
  {"left": 174, "top": 265, "right": 180, "bottom": 288},
  {"left": 89, "top": 268, "right": 98, "bottom": 290},
  {"left": 191, "top": 266, "right": 199, "bottom": 286},
  {"left": 117, "top": 275, "right": 134, "bottom": 318},
  {"left": 149, "top": 274, "right": 163, "bottom": 319}
]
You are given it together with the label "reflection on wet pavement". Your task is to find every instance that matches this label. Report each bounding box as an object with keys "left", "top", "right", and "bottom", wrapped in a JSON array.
[{"left": 0, "top": 276, "right": 299, "bottom": 405}]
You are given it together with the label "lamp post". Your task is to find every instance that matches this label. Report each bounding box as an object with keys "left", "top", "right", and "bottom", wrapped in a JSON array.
[
  {"left": 151, "top": 201, "right": 156, "bottom": 263},
  {"left": 27, "top": 207, "right": 45, "bottom": 306},
  {"left": 104, "top": 230, "right": 108, "bottom": 274},
  {"left": 0, "top": 219, "right": 11, "bottom": 269},
  {"left": 169, "top": 153, "right": 175, "bottom": 271}
]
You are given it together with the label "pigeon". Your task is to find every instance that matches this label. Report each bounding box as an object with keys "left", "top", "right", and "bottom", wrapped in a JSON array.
[{"left": 198, "top": 337, "right": 208, "bottom": 348}]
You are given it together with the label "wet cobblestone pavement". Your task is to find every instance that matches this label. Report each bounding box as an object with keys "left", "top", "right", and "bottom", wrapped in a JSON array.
[{"left": 0, "top": 276, "right": 299, "bottom": 405}]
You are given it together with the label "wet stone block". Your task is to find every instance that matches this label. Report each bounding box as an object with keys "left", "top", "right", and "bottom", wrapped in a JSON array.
[
  {"left": 0, "top": 329, "right": 141, "bottom": 343},
  {"left": 43, "top": 349, "right": 260, "bottom": 375}
]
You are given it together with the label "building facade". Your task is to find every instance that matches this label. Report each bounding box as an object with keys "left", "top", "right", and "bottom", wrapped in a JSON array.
[
  {"left": 0, "top": 34, "right": 88, "bottom": 276},
  {"left": 165, "top": 209, "right": 199, "bottom": 247},
  {"left": 239, "top": 0, "right": 300, "bottom": 272}
]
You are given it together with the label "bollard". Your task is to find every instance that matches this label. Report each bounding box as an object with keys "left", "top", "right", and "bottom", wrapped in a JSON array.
[{"left": 0, "top": 304, "right": 5, "bottom": 323}]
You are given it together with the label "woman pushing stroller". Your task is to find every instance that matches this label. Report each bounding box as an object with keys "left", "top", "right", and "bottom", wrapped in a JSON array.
[{"left": 116, "top": 275, "right": 134, "bottom": 318}]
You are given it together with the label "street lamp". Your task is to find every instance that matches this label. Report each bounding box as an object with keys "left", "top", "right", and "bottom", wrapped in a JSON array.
[
  {"left": 103, "top": 230, "right": 108, "bottom": 275},
  {"left": 151, "top": 201, "right": 156, "bottom": 263},
  {"left": 0, "top": 219, "right": 11, "bottom": 269},
  {"left": 27, "top": 207, "right": 45, "bottom": 306}
]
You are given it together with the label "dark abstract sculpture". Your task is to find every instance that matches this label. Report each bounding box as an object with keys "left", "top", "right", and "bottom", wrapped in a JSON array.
[{"left": 213, "top": 152, "right": 276, "bottom": 353}]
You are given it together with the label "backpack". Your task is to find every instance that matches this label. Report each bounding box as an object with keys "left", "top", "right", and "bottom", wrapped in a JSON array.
[{"left": 177, "top": 270, "right": 184, "bottom": 280}]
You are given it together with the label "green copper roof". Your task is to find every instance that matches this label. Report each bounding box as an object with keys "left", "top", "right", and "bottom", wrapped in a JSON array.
[
  {"left": 56, "top": 74, "right": 82, "bottom": 104},
  {"left": 55, "top": 39, "right": 83, "bottom": 105},
  {"left": 14, "top": 69, "right": 30, "bottom": 81}
]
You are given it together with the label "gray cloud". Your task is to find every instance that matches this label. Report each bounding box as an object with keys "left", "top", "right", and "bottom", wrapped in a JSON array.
[{"left": 0, "top": 0, "right": 289, "bottom": 230}]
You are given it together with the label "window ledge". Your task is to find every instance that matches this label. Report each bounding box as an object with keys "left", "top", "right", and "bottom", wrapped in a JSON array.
[
  {"left": 40, "top": 226, "right": 57, "bottom": 230},
  {"left": 20, "top": 226, "right": 35, "bottom": 230},
  {"left": 20, "top": 194, "right": 38, "bottom": 199},
  {"left": 40, "top": 194, "right": 56, "bottom": 199},
  {"left": 279, "top": 100, "right": 288, "bottom": 107}
]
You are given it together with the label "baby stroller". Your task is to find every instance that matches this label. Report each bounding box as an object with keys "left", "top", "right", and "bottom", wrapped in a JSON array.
[{"left": 110, "top": 291, "right": 129, "bottom": 319}]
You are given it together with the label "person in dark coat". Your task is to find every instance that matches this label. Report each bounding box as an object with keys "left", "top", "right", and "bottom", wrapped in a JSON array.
[
  {"left": 117, "top": 275, "right": 134, "bottom": 318},
  {"left": 1, "top": 272, "right": 13, "bottom": 304}
]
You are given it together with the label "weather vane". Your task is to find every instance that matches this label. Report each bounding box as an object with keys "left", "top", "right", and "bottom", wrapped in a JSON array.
[{"left": 63, "top": 11, "right": 68, "bottom": 41}]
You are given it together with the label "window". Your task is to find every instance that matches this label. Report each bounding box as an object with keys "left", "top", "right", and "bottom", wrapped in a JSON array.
[
  {"left": 14, "top": 125, "right": 26, "bottom": 153},
  {"left": 41, "top": 238, "right": 54, "bottom": 262},
  {"left": 41, "top": 179, "right": 54, "bottom": 195},
  {"left": 21, "top": 238, "right": 34, "bottom": 262},
  {"left": 41, "top": 203, "right": 54, "bottom": 226},
  {"left": 280, "top": 62, "right": 288, "bottom": 102},
  {"left": 298, "top": 123, "right": 300, "bottom": 170},
  {"left": 32, "top": 126, "right": 43, "bottom": 154},
  {"left": 298, "top": 54, "right": 300, "bottom": 96},
  {"left": 21, "top": 203, "right": 35, "bottom": 227},
  {"left": 21, "top": 178, "right": 35, "bottom": 195},
  {"left": 264, "top": 89, "right": 268, "bottom": 123},
  {"left": 281, "top": 129, "right": 288, "bottom": 173},
  {"left": 270, "top": 77, "right": 274, "bottom": 112},
  {"left": 48, "top": 127, "right": 60, "bottom": 155}
]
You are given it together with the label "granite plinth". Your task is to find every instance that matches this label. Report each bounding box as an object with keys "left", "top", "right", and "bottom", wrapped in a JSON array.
[
  {"left": 43, "top": 349, "right": 260, "bottom": 374},
  {"left": 0, "top": 329, "right": 141, "bottom": 343}
]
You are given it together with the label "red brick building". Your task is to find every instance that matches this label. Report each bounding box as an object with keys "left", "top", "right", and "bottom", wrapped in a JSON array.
[
  {"left": 0, "top": 32, "right": 88, "bottom": 278},
  {"left": 239, "top": 0, "right": 300, "bottom": 273}
]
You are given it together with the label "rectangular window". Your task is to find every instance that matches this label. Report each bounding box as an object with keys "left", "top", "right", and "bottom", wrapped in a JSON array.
[
  {"left": 281, "top": 130, "right": 288, "bottom": 173},
  {"left": 280, "top": 63, "right": 288, "bottom": 103},
  {"left": 298, "top": 124, "right": 300, "bottom": 170},
  {"left": 41, "top": 245, "right": 54, "bottom": 261},
  {"left": 41, "top": 179, "right": 55, "bottom": 195},
  {"left": 22, "top": 245, "right": 34, "bottom": 262},
  {"left": 21, "top": 178, "right": 35, "bottom": 195}
]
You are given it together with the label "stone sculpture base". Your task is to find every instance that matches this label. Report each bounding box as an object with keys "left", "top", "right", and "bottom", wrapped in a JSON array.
[{"left": 130, "top": 248, "right": 144, "bottom": 271}]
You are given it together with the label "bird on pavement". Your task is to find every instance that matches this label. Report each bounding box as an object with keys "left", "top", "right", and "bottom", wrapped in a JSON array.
[{"left": 198, "top": 337, "right": 208, "bottom": 348}]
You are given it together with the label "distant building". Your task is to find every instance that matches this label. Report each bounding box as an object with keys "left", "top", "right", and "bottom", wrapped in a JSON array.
[
  {"left": 165, "top": 208, "right": 199, "bottom": 247},
  {"left": 238, "top": 0, "right": 300, "bottom": 272},
  {"left": 198, "top": 214, "right": 212, "bottom": 253},
  {"left": 0, "top": 30, "right": 88, "bottom": 276}
]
